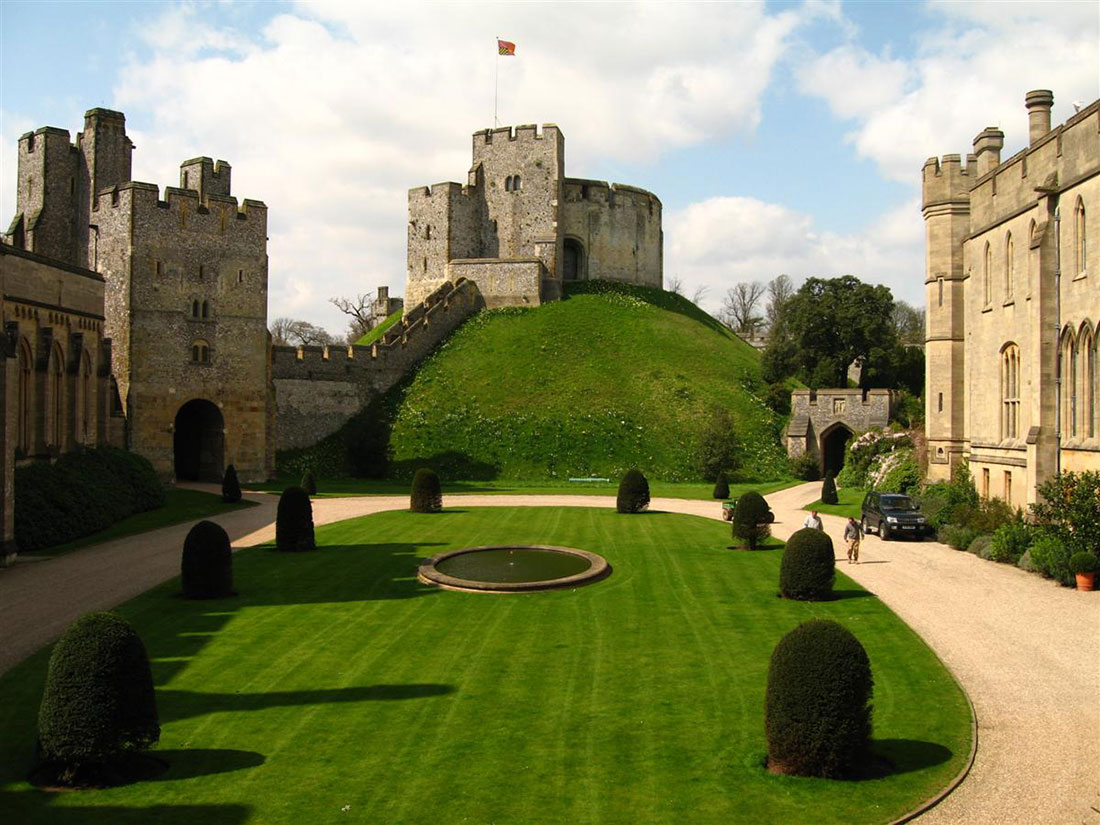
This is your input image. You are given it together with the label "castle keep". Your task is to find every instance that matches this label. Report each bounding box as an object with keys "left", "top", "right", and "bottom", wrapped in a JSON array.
[
  {"left": 406, "top": 124, "right": 663, "bottom": 307},
  {"left": 923, "top": 90, "right": 1099, "bottom": 507},
  {"left": 5, "top": 109, "right": 272, "bottom": 483}
]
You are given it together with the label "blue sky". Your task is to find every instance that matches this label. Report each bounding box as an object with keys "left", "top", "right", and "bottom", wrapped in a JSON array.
[{"left": 2, "top": 1, "right": 1097, "bottom": 334}]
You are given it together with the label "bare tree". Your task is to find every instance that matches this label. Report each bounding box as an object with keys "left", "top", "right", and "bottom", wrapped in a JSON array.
[
  {"left": 269, "top": 317, "right": 335, "bottom": 347},
  {"left": 665, "top": 274, "right": 683, "bottom": 295},
  {"left": 892, "top": 300, "right": 926, "bottom": 347},
  {"left": 690, "top": 284, "right": 709, "bottom": 306},
  {"left": 720, "top": 281, "right": 766, "bottom": 334},
  {"left": 330, "top": 294, "right": 376, "bottom": 343},
  {"left": 765, "top": 274, "right": 795, "bottom": 327}
]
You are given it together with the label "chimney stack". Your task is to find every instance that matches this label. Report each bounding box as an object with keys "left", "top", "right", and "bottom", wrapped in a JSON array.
[
  {"left": 1026, "top": 89, "right": 1054, "bottom": 145},
  {"left": 973, "top": 127, "right": 1005, "bottom": 176}
]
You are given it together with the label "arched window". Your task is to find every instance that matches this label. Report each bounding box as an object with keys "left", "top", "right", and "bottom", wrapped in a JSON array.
[
  {"left": 513, "top": 174, "right": 521, "bottom": 191},
  {"left": 48, "top": 344, "right": 64, "bottom": 448},
  {"left": 1081, "top": 325, "right": 1096, "bottom": 439},
  {"left": 990, "top": 242, "right": 998, "bottom": 308},
  {"left": 1001, "top": 343, "right": 1020, "bottom": 440},
  {"left": 17, "top": 338, "right": 32, "bottom": 454},
  {"left": 1004, "top": 232, "right": 1014, "bottom": 299},
  {"left": 191, "top": 340, "right": 211, "bottom": 365},
  {"left": 1028, "top": 220, "right": 1038, "bottom": 296},
  {"left": 202, "top": 300, "right": 209, "bottom": 319},
  {"left": 1075, "top": 197, "right": 1087, "bottom": 275},
  {"left": 1061, "top": 329, "right": 1077, "bottom": 438},
  {"left": 504, "top": 176, "right": 512, "bottom": 192},
  {"left": 192, "top": 300, "right": 200, "bottom": 318}
]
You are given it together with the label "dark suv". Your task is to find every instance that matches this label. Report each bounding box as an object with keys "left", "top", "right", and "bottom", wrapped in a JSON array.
[{"left": 860, "top": 492, "right": 931, "bottom": 540}]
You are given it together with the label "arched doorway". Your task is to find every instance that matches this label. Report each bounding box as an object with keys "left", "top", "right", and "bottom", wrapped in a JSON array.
[
  {"left": 820, "top": 424, "right": 854, "bottom": 477},
  {"left": 174, "top": 399, "right": 225, "bottom": 482},
  {"left": 563, "top": 238, "right": 584, "bottom": 281}
]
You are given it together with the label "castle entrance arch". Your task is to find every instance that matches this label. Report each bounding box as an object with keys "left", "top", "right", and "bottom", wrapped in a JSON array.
[
  {"left": 174, "top": 399, "right": 225, "bottom": 482},
  {"left": 820, "top": 423, "right": 854, "bottom": 476},
  {"left": 563, "top": 238, "right": 585, "bottom": 281}
]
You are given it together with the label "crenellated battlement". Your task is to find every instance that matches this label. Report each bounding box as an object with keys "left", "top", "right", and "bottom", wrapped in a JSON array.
[
  {"left": 564, "top": 178, "right": 662, "bottom": 209},
  {"left": 93, "top": 182, "right": 266, "bottom": 222},
  {"left": 473, "top": 123, "right": 560, "bottom": 147},
  {"left": 408, "top": 181, "right": 468, "bottom": 200},
  {"left": 921, "top": 153, "right": 975, "bottom": 208}
]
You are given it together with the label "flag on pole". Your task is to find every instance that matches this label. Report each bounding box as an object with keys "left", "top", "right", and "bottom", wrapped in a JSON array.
[{"left": 498, "top": 39, "right": 516, "bottom": 56}]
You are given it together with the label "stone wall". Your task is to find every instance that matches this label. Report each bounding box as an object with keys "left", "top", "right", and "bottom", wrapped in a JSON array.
[
  {"left": 447, "top": 259, "right": 545, "bottom": 307},
  {"left": 560, "top": 179, "right": 662, "bottom": 287},
  {"left": 786, "top": 389, "right": 893, "bottom": 462}
]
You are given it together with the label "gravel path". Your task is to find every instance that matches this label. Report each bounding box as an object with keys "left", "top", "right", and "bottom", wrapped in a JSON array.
[{"left": 1, "top": 482, "right": 1096, "bottom": 823}]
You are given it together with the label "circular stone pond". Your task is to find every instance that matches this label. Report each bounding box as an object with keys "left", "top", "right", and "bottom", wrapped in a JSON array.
[{"left": 418, "top": 545, "right": 611, "bottom": 593}]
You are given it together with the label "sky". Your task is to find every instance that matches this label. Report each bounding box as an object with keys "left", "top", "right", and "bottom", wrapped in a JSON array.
[{"left": 1, "top": 0, "right": 1097, "bottom": 336}]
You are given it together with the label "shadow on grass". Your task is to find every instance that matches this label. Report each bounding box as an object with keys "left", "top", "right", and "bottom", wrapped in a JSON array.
[
  {"left": 871, "top": 739, "right": 954, "bottom": 777},
  {"left": 0, "top": 795, "right": 251, "bottom": 825},
  {"left": 830, "top": 590, "right": 875, "bottom": 601},
  {"left": 155, "top": 748, "right": 266, "bottom": 780},
  {"left": 158, "top": 684, "right": 456, "bottom": 723}
]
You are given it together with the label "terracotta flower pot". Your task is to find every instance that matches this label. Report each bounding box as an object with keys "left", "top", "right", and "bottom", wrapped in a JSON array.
[{"left": 1076, "top": 572, "right": 1095, "bottom": 592}]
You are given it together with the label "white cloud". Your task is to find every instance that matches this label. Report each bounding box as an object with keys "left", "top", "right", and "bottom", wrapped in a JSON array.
[{"left": 666, "top": 195, "right": 926, "bottom": 313}]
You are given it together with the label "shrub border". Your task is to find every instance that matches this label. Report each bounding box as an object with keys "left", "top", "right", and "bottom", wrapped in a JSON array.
[{"left": 418, "top": 545, "right": 611, "bottom": 593}]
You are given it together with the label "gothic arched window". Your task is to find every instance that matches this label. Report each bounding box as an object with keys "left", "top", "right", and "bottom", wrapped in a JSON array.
[
  {"left": 1004, "top": 232, "right": 1014, "bottom": 299},
  {"left": 1075, "top": 197, "right": 1087, "bottom": 275},
  {"left": 191, "top": 339, "right": 211, "bottom": 364},
  {"left": 983, "top": 241, "right": 992, "bottom": 305},
  {"left": 1001, "top": 343, "right": 1020, "bottom": 440}
]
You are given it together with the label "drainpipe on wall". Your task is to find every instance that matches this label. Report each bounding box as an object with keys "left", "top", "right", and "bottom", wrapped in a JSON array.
[{"left": 1053, "top": 204, "right": 1061, "bottom": 476}]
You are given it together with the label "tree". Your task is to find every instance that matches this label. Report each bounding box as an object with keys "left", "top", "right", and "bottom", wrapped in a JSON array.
[
  {"left": 330, "top": 294, "right": 377, "bottom": 343},
  {"left": 720, "top": 281, "right": 766, "bottom": 334},
  {"left": 779, "top": 528, "right": 836, "bottom": 600},
  {"left": 891, "top": 301, "right": 925, "bottom": 347},
  {"left": 410, "top": 468, "right": 443, "bottom": 513},
  {"left": 665, "top": 275, "right": 683, "bottom": 295},
  {"left": 269, "top": 317, "right": 336, "bottom": 347},
  {"left": 181, "top": 521, "right": 234, "bottom": 599},
  {"left": 276, "top": 486, "right": 315, "bottom": 551},
  {"left": 616, "top": 469, "right": 651, "bottom": 514},
  {"left": 765, "top": 274, "right": 795, "bottom": 327},
  {"left": 221, "top": 464, "right": 242, "bottom": 504},
  {"left": 731, "top": 491, "right": 772, "bottom": 549},
  {"left": 690, "top": 284, "right": 709, "bottom": 306},
  {"left": 820, "top": 471, "right": 838, "bottom": 505}
]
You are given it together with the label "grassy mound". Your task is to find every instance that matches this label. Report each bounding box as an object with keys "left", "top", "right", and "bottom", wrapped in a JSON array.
[{"left": 286, "top": 282, "right": 788, "bottom": 481}]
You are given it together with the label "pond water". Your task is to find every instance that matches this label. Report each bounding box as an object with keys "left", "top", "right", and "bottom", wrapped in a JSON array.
[{"left": 434, "top": 547, "right": 592, "bottom": 583}]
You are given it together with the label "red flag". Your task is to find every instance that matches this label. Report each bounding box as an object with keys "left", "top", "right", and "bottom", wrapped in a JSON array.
[{"left": 498, "top": 39, "right": 516, "bottom": 56}]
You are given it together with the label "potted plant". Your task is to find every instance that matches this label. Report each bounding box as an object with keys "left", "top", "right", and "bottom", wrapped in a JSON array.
[{"left": 1069, "top": 552, "right": 1097, "bottom": 592}]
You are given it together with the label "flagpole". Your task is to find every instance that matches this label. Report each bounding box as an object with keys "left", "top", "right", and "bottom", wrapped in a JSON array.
[{"left": 494, "top": 36, "right": 499, "bottom": 127}]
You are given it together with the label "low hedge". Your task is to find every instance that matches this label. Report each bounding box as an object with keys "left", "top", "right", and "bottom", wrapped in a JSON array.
[{"left": 15, "top": 448, "right": 166, "bottom": 552}]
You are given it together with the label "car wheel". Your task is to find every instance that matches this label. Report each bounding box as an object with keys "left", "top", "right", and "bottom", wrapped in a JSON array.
[
  {"left": 861, "top": 516, "right": 872, "bottom": 535},
  {"left": 881, "top": 523, "right": 891, "bottom": 541}
]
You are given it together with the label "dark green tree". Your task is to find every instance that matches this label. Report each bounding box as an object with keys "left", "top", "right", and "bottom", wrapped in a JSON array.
[
  {"left": 1030, "top": 471, "right": 1100, "bottom": 559},
  {"left": 712, "top": 471, "right": 730, "bottom": 500},
  {"left": 617, "top": 469, "right": 651, "bottom": 514},
  {"left": 221, "top": 464, "right": 242, "bottom": 504},
  {"left": 820, "top": 471, "right": 838, "bottom": 505},
  {"left": 276, "top": 486, "right": 315, "bottom": 551},
  {"left": 410, "top": 468, "right": 443, "bottom": 513},
  {"left": 301, "top": 470, "right": 318, "bottom": 496},
  {"left": 181, "top": 520, "right": 234, "bottom": 599},
  {"left": 37, "top": 612, "right": 160, "bottom": 785},
  {"left": 731, "top": 490, "right": 772, "bottom": 549},
  {"left": 697, "top": 406, "right": 740, "bottom": 482},
  {"left": 765, "top": 619, "right": 873, "bottom": 778},
  {"left": 780, "top": 528, "right": 836, "bottom": 600}
]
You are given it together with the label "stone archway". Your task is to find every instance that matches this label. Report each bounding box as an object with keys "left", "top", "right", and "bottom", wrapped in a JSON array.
[
  {"left": 563, "top": 238, "right": 585, "bottom": 281},
  {"left": 820, "top": 423, "right": 854, "bottom": 476},
  {"left": 174, "top": 399, "right": 225, "bottom": 482}
]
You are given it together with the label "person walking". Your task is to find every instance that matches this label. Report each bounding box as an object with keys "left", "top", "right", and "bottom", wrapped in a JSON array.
[
  {"left": 844, "top": 517, "right": 863, "bottom": 564},
  {"left": 802, "top": 510, "right": 823, "bottom": 530}
]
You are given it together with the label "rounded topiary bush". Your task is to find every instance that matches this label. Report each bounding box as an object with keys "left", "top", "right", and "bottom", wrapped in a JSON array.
[
  {"left": 780, "top": 527, "right": 836, "bottom": 600},
  {"left": 731, "top": 490, "right": 771, "bottom": 549},
  {"left": 181, "top": 520, "right": 234, "bottom": 599},
  {"left": 410, "top": 468, "right": 443, "bottom": 513},
  {"left": 37, "top": 612, "right": 160, "bottom": 785},
  {"left": 765, "top": 619, "right": 873, "bottom": 778},
  {"left": 301, "top": 470, "right": 318, "bottom": 496},
  {"left": 221, "top": 464, "right": 242, "bottom": 504},
  {"left": 712, "top": 471, "right": 730, "bottom": 500},
  {"left": 276, "top": 486, "right": 315, "bottom": 552},
  {"left": 820, "top": 471, "right": 838, "bottom": 505},
  {"left": 617, "top": 469, "right": 650, "bottom": 514}
]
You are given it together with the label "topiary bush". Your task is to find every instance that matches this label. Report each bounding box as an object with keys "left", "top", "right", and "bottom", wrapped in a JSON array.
[
  {"left": 221, "top": 464, "right": 242, "bottom": 504},
  {"left": 779, "top": 528, "right": 836, "bottom": 600},
  {"left": 712, "top": 471, "right": 730, "bottom": 500},
  {"left": 1027, "top": 533, "right": 1073, "bottom": 586},
  {"left": 410, "top": 468, "right": 443, "bottom": 513},
  {"left": 36, "top": 612, "right": 160, "bottom": 785},
  {"left": 616, "top": 469, "right": 650, "bottom": 514},
  {"left": 989, "top": 521, "right": 1032, "bottom": 564},
  {"left": 731, "top": 491, "right": 772, "bottom": 549},
  {"left": 301, "top": 470, "right": 318, "bottom": 496},
  {"left": 276, "top": 486, "right": 315, "bottom": 552},
  {"left": 765, "top": 619, "right": 873, "bottom": 778},
  {"left": 820, "top": 471, "right": 838, "bottom": 505},
  {"left": 181, "top": 520, "right": 234, "bottom": 599}
]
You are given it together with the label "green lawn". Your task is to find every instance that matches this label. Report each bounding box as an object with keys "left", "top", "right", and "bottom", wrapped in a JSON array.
[
  {"left": 0, "top": 507, "right": 970, "bottom": 824},
  {"left": 29, "top": 489, "right": 258, "bottom": 558},
  {"left": 246, "top": 477, "right": 796, "bottom": 501},
  {"left": 805, "top": 486, "right": 866, "bottom": 520}
]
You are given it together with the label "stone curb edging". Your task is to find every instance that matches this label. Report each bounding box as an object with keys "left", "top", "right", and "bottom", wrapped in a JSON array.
[
  {"left": 888, "top": 641, "right": 979, "bottom": 824},
  {"left": 418, "top": 544, "right": 611, "bottom": 593}
]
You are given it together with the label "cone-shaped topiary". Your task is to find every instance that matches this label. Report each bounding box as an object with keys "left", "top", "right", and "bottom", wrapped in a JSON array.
[
  {"left": 410, "top": 468, "right": 443, "bottom": 513},
  {"left": 276, "top": 486, "right": 315, "bottom": 552},
  {"left": 181, "top": 520, "right": 234, "bottom": 599},
  {"left": 731, "top": 490, "right": 772, "bottom": 549},
  {"left": 780, "top": 527, "right": 836, "bottom": 600},
  {"left": 37, "top": 612, "right": 160, "bottom": 785},
  {"left": 616, "top": 469, "right": 650, "bottom": 514},
  {"left": 712, "top": 471, "right": 730, "bottom": 500},
  {"left": 301, "top": 470, "right": 317, "bottom": 496},
  {"left": 765, "top": 619, "right": 873, "bottom": 778},
  {"left": 821, "top": 470, "right": 838, "bottom": 505},
  {"left": 221, "top": 464, "right": 242, "bottom": 504}
]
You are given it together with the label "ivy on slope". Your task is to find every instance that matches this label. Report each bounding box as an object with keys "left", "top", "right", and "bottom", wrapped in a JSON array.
[{"left": 279, "top": 281, "right": 789, "bottom": 482}]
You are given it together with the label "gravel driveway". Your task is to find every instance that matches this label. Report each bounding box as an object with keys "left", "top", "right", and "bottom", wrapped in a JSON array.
[{"left": 1, "top": 482, "right": 1096, "bottom": 823}]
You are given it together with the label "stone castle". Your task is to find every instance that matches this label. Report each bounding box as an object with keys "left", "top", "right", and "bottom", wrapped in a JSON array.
[
  {"left": 923, "top": 90, "right": 1098, "bottom": 507},
  {"left": 0, "top": 112, "right": 664, "bottom": 557}
]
